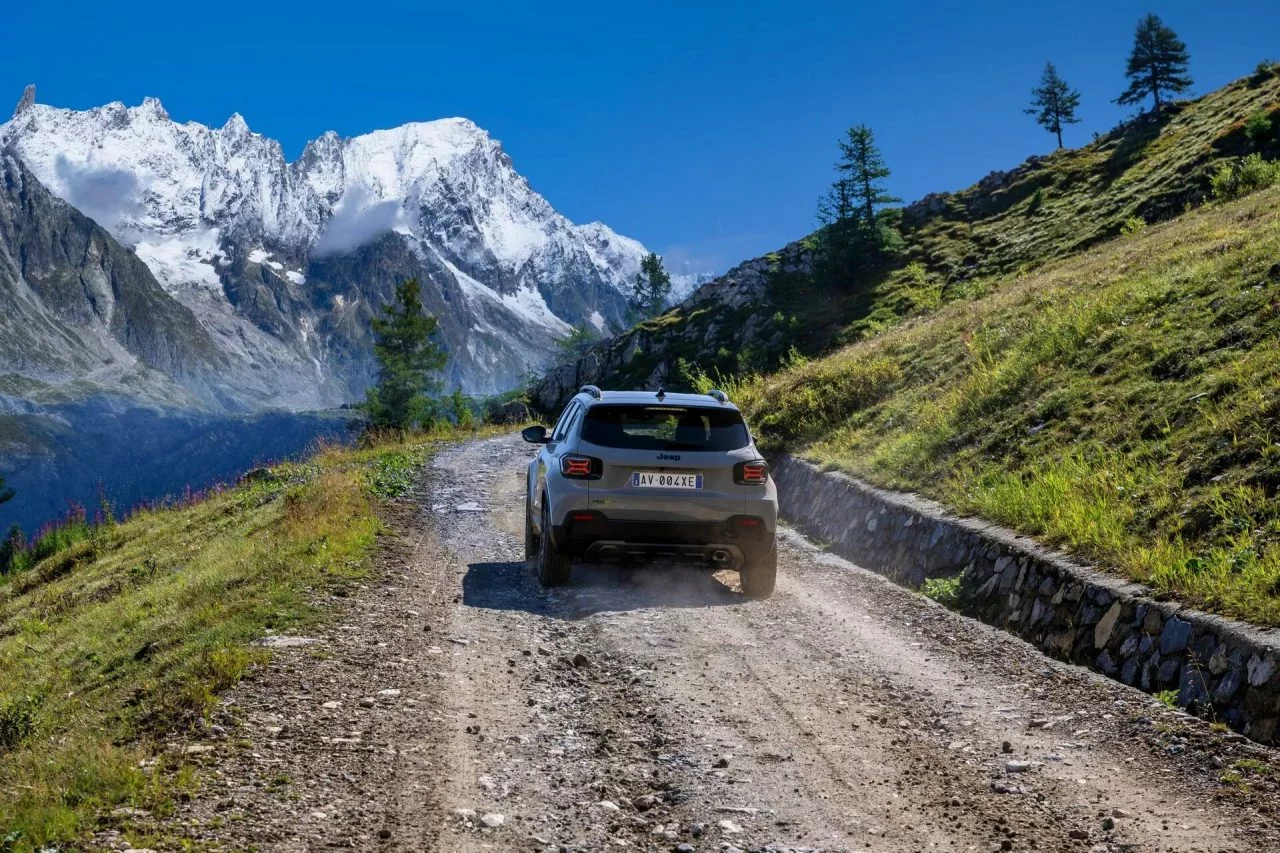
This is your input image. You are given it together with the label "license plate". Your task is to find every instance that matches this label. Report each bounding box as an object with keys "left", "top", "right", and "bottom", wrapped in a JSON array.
[{"left": 631, "top": 471, "right": 703, "bottom": 489}]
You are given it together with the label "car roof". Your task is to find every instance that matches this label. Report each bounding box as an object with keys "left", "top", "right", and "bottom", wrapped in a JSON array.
[{"left": 575, "top": 389, "right": 741, "bottom": 411}]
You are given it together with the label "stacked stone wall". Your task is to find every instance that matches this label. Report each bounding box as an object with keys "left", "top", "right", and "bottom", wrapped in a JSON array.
[{"left": 772, "top": 456, "right": 1280, "bottom": 743}]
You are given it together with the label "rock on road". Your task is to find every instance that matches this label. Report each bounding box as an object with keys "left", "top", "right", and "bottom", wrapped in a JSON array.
[{"left": 169, "top": 435, "right": 1280, "bottom": 852}]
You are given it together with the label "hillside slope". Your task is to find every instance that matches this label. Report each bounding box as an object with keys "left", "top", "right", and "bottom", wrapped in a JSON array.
[
  {"left": 532, "top": 68, "right": 1280, "bottom": 411},
  {"left": 0, "top": 434, "right": 445, "bottom": 849},
  {"left": 726, "top": 186, "right": 1280, "bottom": 624}
]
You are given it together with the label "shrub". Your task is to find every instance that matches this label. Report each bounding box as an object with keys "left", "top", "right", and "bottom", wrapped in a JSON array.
[
  {"left": 921, "top": 575, "right": 963, "bottom": 609},
  {"left": 1245, "top": 110, "right": 1274, "bottom": 145},
  {"left": 1254, "top": 60, "right": 1278, "bottom": 81},
  {"left": 901, "top": 261, "right": 943, "bottom": 313},
  {"left": 1120, "top": 216, "right": 1147, "bottom": 236},
  {"left": 0, "top": 695, "right": 38, "bottom": 751},
  {"left": 1211, "top": 154, "right": 1280, "bottom": 200}
]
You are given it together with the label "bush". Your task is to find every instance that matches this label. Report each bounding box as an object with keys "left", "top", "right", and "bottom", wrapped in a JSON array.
[
  {"left": 1254, "top": 60, "right": 1278, "bottom": 81},
  {"left": 1245, "top": 110, "right": 1274, "bottom": 145},
  {"left": 1120, "top": 216, "right": 1147, "bottom": 236},
  {"left": 921, "top": 575, "right": 963, "bottom": 609},
  {"left": 0, "top": 695, "right": 38, "bottom": 751},
  {"left": 900, "top": 261, "right": 943, "bottom": 313},
  {"left": 1211, "top": 154, "right": 1280, "bottom": 200}
]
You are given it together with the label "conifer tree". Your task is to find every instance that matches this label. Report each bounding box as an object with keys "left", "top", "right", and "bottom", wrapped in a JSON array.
[
  {"left": 1025, "top": 62, "right": 1081, "bottom": 148},
  {"left": 817, "top": 125, "right": 900, "bottom": 277},
  {"left": 1116, "top": 14, "right": 1192, "bottom": 113},
  {"left": 363, "top": 278, "right": 448, "bottom": 431},
  {"left": 837, "top": 125, "right": 900, "bottom": 227},
  {"left": 633, "top": 253, "right": 672, "bottom": 318}
]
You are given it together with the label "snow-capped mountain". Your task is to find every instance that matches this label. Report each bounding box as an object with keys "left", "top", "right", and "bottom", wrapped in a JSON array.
[{"left": 0, "top": 86, "right": 656, "bottom": 405}]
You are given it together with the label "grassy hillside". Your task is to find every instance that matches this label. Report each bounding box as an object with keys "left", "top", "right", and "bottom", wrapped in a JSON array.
[
  {"left": 717, "top": 185, "right": 1280, "bottom": 624},
  {"left": 0, "top": 433, "right": 454, "bottom": 851},
  {"left": 534, "top": 66, "right": 1280, "bottom": 403}
]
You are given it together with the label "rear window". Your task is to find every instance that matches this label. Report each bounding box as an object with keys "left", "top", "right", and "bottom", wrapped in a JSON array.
[{"left": 581, "top": 405, "right": 749, "bottom": 451}]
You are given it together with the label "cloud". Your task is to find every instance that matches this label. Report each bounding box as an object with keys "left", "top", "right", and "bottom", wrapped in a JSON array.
[
  {"left": 53, "top": 155, "right": 143, "bottom": 230},
  {"left": 313, "top": 185, "right": 406, "bottom": 257}
]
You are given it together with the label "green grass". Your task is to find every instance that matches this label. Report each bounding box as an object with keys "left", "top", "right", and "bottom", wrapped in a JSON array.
[
  {"left": 0, "top": 433, "right": 449, "bottom": 851},
  {"left": 730, "top": 187, "right": 1280, "bottom": 625}
]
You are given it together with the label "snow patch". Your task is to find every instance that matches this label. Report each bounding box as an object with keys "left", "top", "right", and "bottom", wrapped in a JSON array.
[
  {"left": 247, "top": 248, "right": 269, "bottom": 264},
  {"left": 132, "top": 229, "right": 223, "bottom": 291},
  {"left": 441, "top": 257, "right": 570, "bottom": 335},
  {"left": 285, "top": 270, "right": 305, "bottom": 285},
  {"left": 588, "top": 311, "right": 605, "bottom": 332}
]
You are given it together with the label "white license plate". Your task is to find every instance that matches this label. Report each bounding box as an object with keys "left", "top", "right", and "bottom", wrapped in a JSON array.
[{"left": 631, "top": 471, "right": 703, "bottom": 489}]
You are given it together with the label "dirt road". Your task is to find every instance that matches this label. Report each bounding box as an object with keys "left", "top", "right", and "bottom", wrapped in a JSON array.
[{"left": 166, "top": 435, "right": 1280, "bottom": 852}]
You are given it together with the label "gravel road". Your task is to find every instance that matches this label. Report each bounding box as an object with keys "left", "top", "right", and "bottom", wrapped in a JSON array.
[{"left": 161, "top": 434, "right": 1280, "bottom": 853}]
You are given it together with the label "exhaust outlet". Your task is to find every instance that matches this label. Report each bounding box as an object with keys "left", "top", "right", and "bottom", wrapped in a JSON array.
[{"left": 711, "top": 549, "right": 731, "bottom": 564}]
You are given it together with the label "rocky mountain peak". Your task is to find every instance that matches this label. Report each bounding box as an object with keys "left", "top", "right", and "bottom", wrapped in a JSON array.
[
  {"left": 221, "top": 111, "right": 249, "bottom": 134},
  {"left": 12, "top": 83, "right": 35, "bottom": 119},
  {"left": 0, "top": 93, "right": 673, "bottom": 401},
  {"left": 139, "top": 95, "right": 169, "bottom": 121}
]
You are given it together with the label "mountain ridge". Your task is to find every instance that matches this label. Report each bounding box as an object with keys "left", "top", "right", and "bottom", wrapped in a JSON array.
[{"left": 1, "top": 88, "right": 672, "bottom": 403}]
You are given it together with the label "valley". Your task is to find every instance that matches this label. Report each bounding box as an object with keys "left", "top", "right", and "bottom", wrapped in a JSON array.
[{"left": 3, "top": 15, "right": 1280, "bottom": 851}]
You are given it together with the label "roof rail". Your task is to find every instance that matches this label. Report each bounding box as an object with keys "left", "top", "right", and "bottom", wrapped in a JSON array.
[
  {"left": 579, "top": 384, "right": 602, "bottom": 399},
  {"left": 707, "top": 389, "right": 729, "bottom": 403}
]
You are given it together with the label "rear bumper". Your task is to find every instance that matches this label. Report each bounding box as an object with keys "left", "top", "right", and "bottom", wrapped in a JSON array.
[{"left": 551, "top": 512, "right": 774, "bottom": 566}]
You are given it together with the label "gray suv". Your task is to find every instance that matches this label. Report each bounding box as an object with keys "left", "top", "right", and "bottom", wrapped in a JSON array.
[{"left": 521, "top": 386, "right": 778, "bottom": 598}]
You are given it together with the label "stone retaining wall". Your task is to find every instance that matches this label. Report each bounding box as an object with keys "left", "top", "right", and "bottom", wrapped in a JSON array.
[{"left": 772, "top": 456, "right": 1280, "bottom": 743}]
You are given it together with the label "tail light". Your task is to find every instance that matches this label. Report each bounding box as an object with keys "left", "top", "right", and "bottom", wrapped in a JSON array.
[
  {"left": 560, "top": 454, "right": 602, "bottom": 480},
  {"left": 734, "top": 460, "right": 769, "bottom": 485}
]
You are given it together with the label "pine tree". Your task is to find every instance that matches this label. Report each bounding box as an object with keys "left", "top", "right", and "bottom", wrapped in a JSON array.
[
  {"left": 1116, "top": 14, "right": 1192, "bottom": 113},
  {"left": 555, "top": 325, "right": 600, "bottom": 360},
  {"left": 0, "top": 476, "right": 12, "bottom": 505},
  {"left": 1025, "top": 62, "right": 1081, "bottom": 148},
  {"left": 362, "top": 278, "right": 448, "bottom": 431},
  {"left": 816, "top": 174, "right": 856, "bottom": 232},
  {"left": 817, "top": 125, "right": 900, "bottom": 278},
  {"left": 837, "top": 125, "right": 900, "bottom": 227},
  {"left": 633, "top": 253, "right": 672, "bottom": 318}
]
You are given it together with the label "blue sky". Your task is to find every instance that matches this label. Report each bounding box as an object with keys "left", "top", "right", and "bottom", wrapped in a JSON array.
[{"left": 5, "top": 1, "right": 1279, "bottom": 275}]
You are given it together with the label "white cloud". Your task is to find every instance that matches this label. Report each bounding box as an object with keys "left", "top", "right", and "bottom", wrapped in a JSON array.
[
  {"left": 53, "top": 155, "right": 143, "bottom": 230},
  {"left": 313, "top": 185, "right": 405, "bottom": 257}
]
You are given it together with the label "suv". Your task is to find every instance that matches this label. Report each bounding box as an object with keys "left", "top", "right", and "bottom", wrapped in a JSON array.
[{"left": 521, "top": 386, "right": 778, "bottom": 598}]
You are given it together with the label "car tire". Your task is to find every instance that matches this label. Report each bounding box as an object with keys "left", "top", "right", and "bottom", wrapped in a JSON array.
[
  {"left": 739, "top": 543, "right": 777, "bottom": 599},
  {"left": 525, "top": 495, "right": 539, "bottom": 562},
  {"left": 538, "top": 502, "right": 571, "bottom": 587}
]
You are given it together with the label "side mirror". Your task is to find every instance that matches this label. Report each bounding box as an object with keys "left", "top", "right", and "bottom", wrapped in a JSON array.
[{"left": 521, "top": 425, "right": 549, "bottom": 444}]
